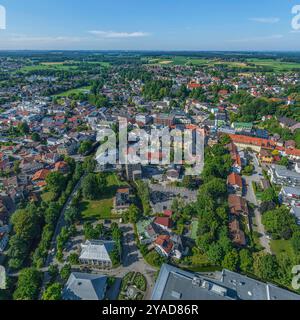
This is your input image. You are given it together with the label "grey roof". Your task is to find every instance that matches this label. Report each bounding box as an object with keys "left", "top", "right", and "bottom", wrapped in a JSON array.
[
  {"left": 273, "top": 165, "right": 300, "bottom": 180},
  {"left": 291, "top": 206, "right": 300, "bottom": 222},
  {"left": 281, "top": 186, "right": 300, "bottom": 196},
  {"left": 151, "top": 264, "right": 300, "bottom": 301},
  {"left": 63, "top": 272, "right": 107, "bottom": 300}
]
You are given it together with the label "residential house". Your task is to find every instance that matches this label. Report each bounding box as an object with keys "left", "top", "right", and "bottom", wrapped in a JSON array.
[
  {"left": 54, "top": 161, "right": 69, "bottom": 174},
  {"left": 154, "top": 217, "right": 172, "bottom": 231},
  {"left": 228, "top": 194, "right": 249, "bottom": 216},
  {"left": 114, "top": 188, "right": 131, "bottom": 213},
  {"left": 32, "top": 169, "right": 50, "bottom": 188},
  {"left": 259, "top": 148, "right": 274, "bottom": 164},
  {"left": 227, "top": 173, "right": 243, "bottom": 195},
  {"left": 278, "top": 117, "right": 300, "bottom": 133},
  {"left": 154, "top": 114, "right": 174, "bottom": 127},
  {"left": 155, "top": 235, "right": 173, "bottom": 257},
  {"left": 229, "top": 219, "right": 246, "bottom": 247}
]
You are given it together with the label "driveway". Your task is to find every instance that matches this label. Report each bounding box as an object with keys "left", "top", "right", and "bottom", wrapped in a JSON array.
[{"left": 243, "top": 153, "right": 272, "bottom": 254}]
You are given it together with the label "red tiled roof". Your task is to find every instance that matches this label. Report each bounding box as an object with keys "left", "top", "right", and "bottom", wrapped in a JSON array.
[
  {"left": 187, "top": 82, "right": 202, "bottom": 89},
  {"left": 32, "top": 169, "right": 50, "bottom": 181},
  {"left": 154, "top": 217, "right": 171, "bottom": 228},
  {"left": 229, "top": 134, "right": 276, "bottom": 148},
  {"left": 163, "top": 210, "right": 173, "bottom": 217},
  {"left": 54, "top": 161, "right": 69, "bottom": 170},
  {"left": 227, "top": 173, "right": 243, "bottom": 188},
  {"left": 285, "top": 148, "right": 300, "bottom": 157},
  {"left": 155, "top": 235, "right": 173, "bottom": 254}
]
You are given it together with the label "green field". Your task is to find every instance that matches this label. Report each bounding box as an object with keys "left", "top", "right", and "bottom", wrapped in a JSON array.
[
  {"left": 247, "top": 58, "right": 300, "bottom": 71},
  {"left": 190, "top": 220, "right": 199, "bottom": 240},
  {"left": 19, "top": 64, "right": 78, "bottom": 73},
  {"left": 19, "top": 61, "right": 110, "bottom": 73},
  {"left": 145, "top": 56, "right": 300, "bottom": 72},
  {"left": 54, "top": 86, "right": 91, "bottom": 97},
  {"left": 271, "top": 239, "right": 295, "bottom": 257},
  {"left": 80, "top": 173, "right": 128, "bottom": 220}
]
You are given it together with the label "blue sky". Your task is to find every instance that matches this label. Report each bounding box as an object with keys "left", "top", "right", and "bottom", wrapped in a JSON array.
[{"left": 0, "top": 0, "right": 299, "bottom": 50}]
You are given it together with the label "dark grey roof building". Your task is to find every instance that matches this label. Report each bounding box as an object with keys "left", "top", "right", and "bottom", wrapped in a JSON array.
[
  {"left": 151, "top": 264, "right": 300, "bottom": 300},
  {"left": 62, "top": 272, "right": 108, "bottom": 300}
]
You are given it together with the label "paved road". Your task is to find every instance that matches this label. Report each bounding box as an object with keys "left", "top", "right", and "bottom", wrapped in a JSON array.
[
  {"left": 243, "top": 153, "right": 271, "bottom": 254},
  {"left": 41, "top": 175, "right": 85, "bottom": 291}
]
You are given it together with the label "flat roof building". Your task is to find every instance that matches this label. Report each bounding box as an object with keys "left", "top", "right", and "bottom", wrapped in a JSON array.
[{"left": 151, "top": 264, "right": 300, "bottom": 300}]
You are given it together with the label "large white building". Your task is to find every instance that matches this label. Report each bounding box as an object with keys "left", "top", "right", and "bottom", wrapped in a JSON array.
[{"left": 79, "top": 240, "right": 115, "bottom": 269}]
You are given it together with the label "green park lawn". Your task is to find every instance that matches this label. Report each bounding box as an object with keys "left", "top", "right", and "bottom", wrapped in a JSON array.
[
  {"left": 190, "top": 220, "right": 199, "bottom": 240},
  {"left": 80, "top": 173, "right": 128, "bottom": 220},
  {"left": 271, "top": 239, "right": 295, "bottom": 257},
  {"left": 81, "top": 198, "right": 115, "bottom": 220},
  {"left": 54, "top": 86, "right": 91, "bottom": 97}
]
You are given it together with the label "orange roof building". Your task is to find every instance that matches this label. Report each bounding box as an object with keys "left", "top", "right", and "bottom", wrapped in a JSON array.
[{"left": 32, "top": 169, "right": 50, "bottom": 182}]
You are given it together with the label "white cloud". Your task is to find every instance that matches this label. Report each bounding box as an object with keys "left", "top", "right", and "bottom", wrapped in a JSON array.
[
  {"left": 229, "top": 34, "right": 283, "bottom": 43},
  {"left": 249, "top": 17, "right": 280, "bottom": 24},
  {"left": 7, "top": 34, "right": 82, "bottom": 43},
  {"left": 88, "top": 30, "right": 150, "bottom": 38}
]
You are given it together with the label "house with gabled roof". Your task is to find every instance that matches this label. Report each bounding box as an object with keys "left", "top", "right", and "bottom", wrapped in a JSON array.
[{"left": 63, "top": 272, "right": 108, "bottom": 300}]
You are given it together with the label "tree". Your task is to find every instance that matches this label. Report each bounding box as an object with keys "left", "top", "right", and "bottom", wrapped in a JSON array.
[
  {"left": 261, "top": 188, "right": 277, "bottom": 203},
  {"left": 83, "top": 156, "right": 96, "bottom": 173},
  {"left": 291, "top": 231, "right": 300, "bottom": 254},
  {"left": 207, "top": 243, "right": 224, "bottom": 265},
  {"left": 48, "top": 264, "right": 59, "bottom": 282},
  {"left": 65, "top": 206, "right": 80, "bottom": 225},
  {"left": 277, "top": 157, "right": 289, "bottom": 167},
  {"left": 79, "top": 140, "right": 93, "bottom": 155},
  {"left": 17, "top": 122, "right": 30, "bottom": 135},
  {"left": 10, "top": 208, "right": 40, "bottom": 241},
  {"left": 31, "top": 132, "right": 41, "bottom": 142},
  {"left": 46, "top": 172, "right": 66, "bottom": 195},
  {"left": 60, "top": 264, "right": 71, "bottom": 282},
  {"left": 68, "top": 253, "right": 79, "bottom": 265},
  {"left": 262, "top": 207, "right": 295, "bottom": 239},
  {"left": 13, "top": 268, "right": 42, "bottom": 300},
  {"left": 239, "top": 249, "right": 253, "bottom": 272},
  {"left": 125, "top": 205, "right": 140, "bottom": 223},
  {"left": 82, "top": 173, "right": 105, "bottom": 200},
  {"left": 42, "top": 283, "right": 62, "bottom": 300},
  {"left": 253, "top": 253, "right": 278, "bottom": 281},
  {"left": 222, "top": 249, "right": 239, "bottom": 271}
]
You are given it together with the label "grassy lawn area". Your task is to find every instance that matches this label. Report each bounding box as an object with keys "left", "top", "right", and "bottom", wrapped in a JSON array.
[
  {"left": 81, "top": 173, "right": 128, "bottom": 220},
  {"left": 81, "top": 198, "right": 115, "bottom": 220},
  {"left": 190, "top": 220, "right": 199, "bottom": 240},
  {"left": 19, "top": 63, "right": 78, "bottom": 73},
  {"left": 247, "top": 58, "right": 300, "bottom": 72},
  {"left": 271, "top": 239, "right": 295, "bottom": 257},
  {"left": 54, "top": 86, "right": 91, "bottom": 97}
]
